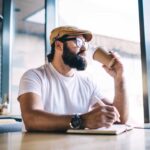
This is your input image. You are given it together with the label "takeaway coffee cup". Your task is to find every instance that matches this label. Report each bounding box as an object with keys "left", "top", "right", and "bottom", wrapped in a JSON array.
[{"left": 93, "top": 47, "right": 115, "bottom": 68}]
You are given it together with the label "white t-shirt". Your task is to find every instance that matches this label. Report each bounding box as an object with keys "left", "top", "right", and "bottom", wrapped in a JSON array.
[{"left": 18, "top": 63, "right": 104, "bottom": 115}]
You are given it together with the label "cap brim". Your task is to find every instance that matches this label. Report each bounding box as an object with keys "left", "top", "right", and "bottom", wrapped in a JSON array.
[{"left": 82, "top": 33, "right": 92, "bottom": 42}]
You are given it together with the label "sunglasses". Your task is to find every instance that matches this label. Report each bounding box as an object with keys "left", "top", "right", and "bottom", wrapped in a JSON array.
[{"left": 58, "top": 37, "right": 88, "bottom": 49}]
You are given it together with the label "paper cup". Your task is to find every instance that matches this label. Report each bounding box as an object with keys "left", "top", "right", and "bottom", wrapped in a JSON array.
[{"left": 93, "top": 47, "right": 115, "bottom": 68}]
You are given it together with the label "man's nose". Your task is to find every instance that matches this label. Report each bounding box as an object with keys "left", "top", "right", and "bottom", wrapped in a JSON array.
[{"left": 80, "top": 45, "right": 86, "bottom": 51}]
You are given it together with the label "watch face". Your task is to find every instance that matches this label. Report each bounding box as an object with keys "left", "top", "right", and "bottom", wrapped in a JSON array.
[{"left": 70, "top": 115, "right": 82, "bottom": 129}]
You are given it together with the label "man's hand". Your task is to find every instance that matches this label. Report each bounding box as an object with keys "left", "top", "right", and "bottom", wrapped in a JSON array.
[
  {"left": 102, "top": 51, "right": 123, "bottom": 80},
  {"left": 81, "top": 105, "right": 120, "bottom": 129}
]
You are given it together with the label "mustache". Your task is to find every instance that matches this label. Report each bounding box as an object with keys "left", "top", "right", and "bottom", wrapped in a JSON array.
[{"left": 77, "top": 50, "right": 86, "bottom": 55}]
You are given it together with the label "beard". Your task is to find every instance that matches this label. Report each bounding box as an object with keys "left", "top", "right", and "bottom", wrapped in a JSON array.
[{"left": 62, "top": 43, "right": 87, "bottom": 70}]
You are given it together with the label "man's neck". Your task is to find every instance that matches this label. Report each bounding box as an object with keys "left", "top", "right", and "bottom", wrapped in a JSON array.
[{"left": 51, "top": 60, "right": 74, "bottom": 77}]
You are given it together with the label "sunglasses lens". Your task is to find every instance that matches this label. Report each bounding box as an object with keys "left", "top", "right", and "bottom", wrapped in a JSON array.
[
  {"left": 76, "top": 38, "right": 88, "bottom": 49},
  {"left": 76, "top": 38, "right": 83, "bottom": 48}
]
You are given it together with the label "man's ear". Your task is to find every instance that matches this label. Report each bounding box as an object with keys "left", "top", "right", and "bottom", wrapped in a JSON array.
[{"left": 55, "top": 41, "right": 63, "bottom": 51}]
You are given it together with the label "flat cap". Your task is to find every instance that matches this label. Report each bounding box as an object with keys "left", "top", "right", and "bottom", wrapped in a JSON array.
[{"left": 50, "top": 26, "right": 92, "bottom": 45}]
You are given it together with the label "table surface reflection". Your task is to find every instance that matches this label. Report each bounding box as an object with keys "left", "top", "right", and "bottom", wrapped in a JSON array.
[{"left": 0, "top": 129, "right": 150, "bottom": 150}]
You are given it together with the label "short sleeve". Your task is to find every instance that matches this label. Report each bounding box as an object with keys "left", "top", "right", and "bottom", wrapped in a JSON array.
[{"left": 18, "top": 69, "right": 42, "bottom": 99}]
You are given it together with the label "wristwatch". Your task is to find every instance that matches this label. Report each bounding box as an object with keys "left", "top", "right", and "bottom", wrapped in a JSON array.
[{"left": 69, "top": 114, "right": 84, "bottom": 129}]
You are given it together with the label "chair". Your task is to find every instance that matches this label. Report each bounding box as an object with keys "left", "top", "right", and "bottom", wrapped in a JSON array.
[
  {"left": 0, "top": 122, "right": 22, "bottom": 133},
  {"left": 0, "top": 116, "right": 22, "bottom": 133}
]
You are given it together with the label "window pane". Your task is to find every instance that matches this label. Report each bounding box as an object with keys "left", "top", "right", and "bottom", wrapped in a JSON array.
[
  {"left": 57, "top": 0, "right": 143, "bottom": 124},
  {"left": 11, "top": 0, "right": 45, "bottom": 115}
]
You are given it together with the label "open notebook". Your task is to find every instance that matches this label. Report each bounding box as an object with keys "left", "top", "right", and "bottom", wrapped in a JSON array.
[{"left": 67, "top": 124, "right": 133, "bottom": 135}]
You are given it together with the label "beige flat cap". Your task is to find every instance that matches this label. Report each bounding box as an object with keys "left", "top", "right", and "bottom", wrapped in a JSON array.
[{"left": 50, "top": 26, "right": 92, "bottom": 45}]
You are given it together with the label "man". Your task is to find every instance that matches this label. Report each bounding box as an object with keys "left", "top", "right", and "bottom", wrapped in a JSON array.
[{"left": 18, "top": 26, "right": 128, "bottom": 132}]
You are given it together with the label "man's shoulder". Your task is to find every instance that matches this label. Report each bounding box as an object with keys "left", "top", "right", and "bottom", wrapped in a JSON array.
[{"left": 22, "top": 64, "right": 49, "bottom": 79}]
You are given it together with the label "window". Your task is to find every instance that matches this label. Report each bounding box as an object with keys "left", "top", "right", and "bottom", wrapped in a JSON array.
[
  {"left": 57, "top": 0, "right": 143, "bottom": 124},
  {"left": 10, "top": 0, "right": 45, "bottom": 115}
]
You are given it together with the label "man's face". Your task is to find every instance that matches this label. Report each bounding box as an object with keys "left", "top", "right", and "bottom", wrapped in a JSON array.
[{"left": 62, "top": 36, "right": 88, "bottom": 70}]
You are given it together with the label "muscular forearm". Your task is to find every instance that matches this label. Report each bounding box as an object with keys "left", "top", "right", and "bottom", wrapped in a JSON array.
[
  {"left": 113, "top": 77, "right": 128, "bottom": 123},
  {"left": 23, "top": 110, "right": 72, "bottom": 132}
]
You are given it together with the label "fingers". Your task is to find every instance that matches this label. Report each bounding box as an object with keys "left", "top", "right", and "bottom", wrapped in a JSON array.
[
  {"left": 100, "top": 113, "right": 115, "bottom": 128},
  {"left": 85, "top": 105, "right": 120, "bottom": 129},
  {"left": 101, "top": 105, "right": 120, "bottom": 123},
  {"left": 105, "top": 105, "right": 120, "bottom": 117},
  {"left": 108, "top": 51, "right": 123, "bottom": 67}
]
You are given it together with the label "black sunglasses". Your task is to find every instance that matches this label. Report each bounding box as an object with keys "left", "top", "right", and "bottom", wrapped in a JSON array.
[{"left": 58, "top": 37, "right": 88, "bottom": 49}]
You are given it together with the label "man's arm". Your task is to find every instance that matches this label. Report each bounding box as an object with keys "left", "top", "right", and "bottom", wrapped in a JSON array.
[
  {"left": 102, "top": 52, "right": 129, "bottom": 124},
  {"left": 18, "top": 92, "right": 71, "bottom": 132},
  {"left": 113, "top": 76, "right": 128, "bottom": 123},
  {"left": 19, "top": 92, "right": 118, "bottom": 132}
]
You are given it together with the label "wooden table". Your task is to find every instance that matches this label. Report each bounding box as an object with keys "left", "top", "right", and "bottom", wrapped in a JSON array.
[{"left": 0, "top": 129, "right": 150, "bottom": 150}]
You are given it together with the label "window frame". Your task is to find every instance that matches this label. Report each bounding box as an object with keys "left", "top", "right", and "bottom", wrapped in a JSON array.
[
  {"left": 138, "top": 0, "right": 150, "bottom": 122},
  {"left": 1, "top": 0, "right": 12, "bottom": 104}
]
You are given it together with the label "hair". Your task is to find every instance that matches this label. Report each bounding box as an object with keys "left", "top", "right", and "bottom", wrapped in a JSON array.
[
  {"left": 47, "top": 35, "right": 69, "bottom": 62},
  {"left": 47, "top": 43, "right": 55, "bottom": 62}
]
